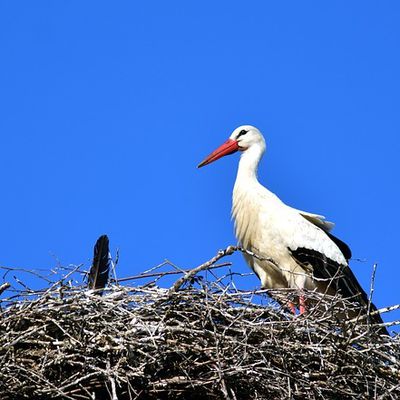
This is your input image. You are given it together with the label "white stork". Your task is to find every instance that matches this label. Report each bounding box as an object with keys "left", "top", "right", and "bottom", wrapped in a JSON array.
[{"left": 198, "top": 125, "right": 385, "bottom": 328}]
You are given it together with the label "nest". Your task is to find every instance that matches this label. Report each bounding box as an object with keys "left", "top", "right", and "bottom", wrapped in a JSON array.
[{"left": 0, "top": 247, "right": 399, "bottom": 400}]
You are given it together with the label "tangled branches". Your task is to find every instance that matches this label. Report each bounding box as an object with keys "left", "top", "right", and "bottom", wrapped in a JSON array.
[{"left": 0, "top": 248, "right": 399, "bottom": 399}]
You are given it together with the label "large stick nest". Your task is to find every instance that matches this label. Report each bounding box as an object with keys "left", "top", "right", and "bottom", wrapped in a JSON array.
[{"left": 0, "top": 248, "right": 399, "bottom": 399}]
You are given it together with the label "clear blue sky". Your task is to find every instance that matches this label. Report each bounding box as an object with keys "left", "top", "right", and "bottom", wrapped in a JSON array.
[{"left": 1, "top": 2, "right": 399, "bottom": 326}]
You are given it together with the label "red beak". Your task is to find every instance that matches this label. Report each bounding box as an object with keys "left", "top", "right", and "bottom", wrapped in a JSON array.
[{"left": 197, "top": 139, "right": 239, "bottom": 168}]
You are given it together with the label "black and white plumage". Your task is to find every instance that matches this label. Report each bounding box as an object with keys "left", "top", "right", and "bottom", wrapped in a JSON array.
[{"left": 198, "top": 125, "right": 385, "bottom": 329}]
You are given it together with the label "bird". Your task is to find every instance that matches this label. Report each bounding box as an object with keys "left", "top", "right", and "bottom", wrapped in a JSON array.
[{"left": 198, "top": 125, "right": 386, "bottom": 330}]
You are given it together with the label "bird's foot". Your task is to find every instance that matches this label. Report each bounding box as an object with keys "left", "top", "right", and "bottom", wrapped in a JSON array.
[
  {"left": 288, "top": 301, "right": 297, "bottom": 315},
  {"left": 299, "top": 294, "right": 306, "bottom": 314}
]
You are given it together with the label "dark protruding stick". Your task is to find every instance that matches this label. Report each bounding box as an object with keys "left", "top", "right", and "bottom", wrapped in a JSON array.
[{"left": 88, "top": 235, "right": 111, "bottom": 294}]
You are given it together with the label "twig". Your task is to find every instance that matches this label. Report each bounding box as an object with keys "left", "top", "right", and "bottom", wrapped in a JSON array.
[
  {"left": 0, "top": 282, "right": 10, "bottom": 295},
  {"left": 168, "top": 246, "right": 236, "bottom": 294},
  {"left": 367, "top": 263, "right": 378, "bottom": 330},
  {"left": 0, "top": 249, "right": 399, "bottom": 400},
  {"left": 112, "top": 263, "right": 231, "bottom": 283}
]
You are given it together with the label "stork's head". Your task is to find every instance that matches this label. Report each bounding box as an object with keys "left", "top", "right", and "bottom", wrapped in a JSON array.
[{"left": 198, "top": 125, "right": 266, "bottom": 168}]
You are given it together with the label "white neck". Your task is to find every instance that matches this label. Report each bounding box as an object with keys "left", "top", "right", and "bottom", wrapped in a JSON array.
[
  {"left": 232, "top": 144, "right": 266, "bottom": 249},
  {"left": 235, "top": 144, "right": 265, "bottom": 185}
]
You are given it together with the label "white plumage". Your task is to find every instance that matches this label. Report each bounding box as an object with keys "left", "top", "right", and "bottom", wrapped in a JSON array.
[
  {"left": 198, "top": 125, "right": 385, "bottom": 327},
  {"left": 230, "top": 126, "right": 345, "bottom": 293}
]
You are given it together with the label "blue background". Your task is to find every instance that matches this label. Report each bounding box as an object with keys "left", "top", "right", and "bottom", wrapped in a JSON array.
[{"left": 1, "top": 2, "right": 399, "bottom": 328}]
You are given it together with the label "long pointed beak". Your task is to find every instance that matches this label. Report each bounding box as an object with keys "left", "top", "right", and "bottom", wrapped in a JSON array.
[{"left": 197, "top": 139, "right": 239, "bottom": 168}]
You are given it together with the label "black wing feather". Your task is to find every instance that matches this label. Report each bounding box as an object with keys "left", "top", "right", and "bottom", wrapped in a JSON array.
[
  {"left": 289, "top": 247, "right": 362, "bottom": 300},
  {"left": 325, "top": 231, "right": 352, "bottom": 261},
  {"left": 289, "top": 243, "right": 386, "bottom": 330},
  {"left": 88, "top": 235, "right": 110, "bottom": 293}
]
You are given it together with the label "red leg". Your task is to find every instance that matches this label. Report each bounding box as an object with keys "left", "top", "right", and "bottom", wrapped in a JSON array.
[
  {"left": 299, "top": 295, "right": 306, "bottom": 314},
  {"left": 288, "top": 301, "right": 296, "bottom": 315}
]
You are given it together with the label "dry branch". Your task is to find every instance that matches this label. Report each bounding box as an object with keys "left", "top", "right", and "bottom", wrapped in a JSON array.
[
  {"left": 0, "top": 282, "right": 10, "bottom": 296},
  {"left": 0, "top": 249, "right": 399, "bottom": 400}
]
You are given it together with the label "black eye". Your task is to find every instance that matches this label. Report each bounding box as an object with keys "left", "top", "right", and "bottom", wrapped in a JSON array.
[{"left": 237, "top": 129, "right": 248, "bottom": 138}]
